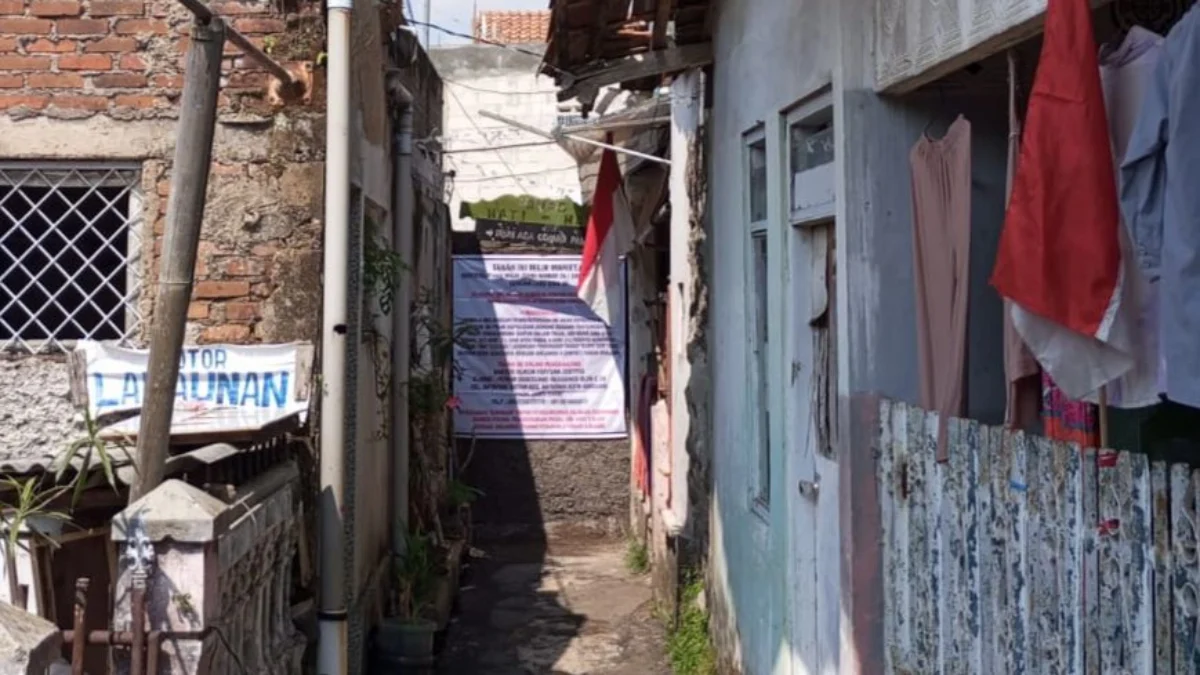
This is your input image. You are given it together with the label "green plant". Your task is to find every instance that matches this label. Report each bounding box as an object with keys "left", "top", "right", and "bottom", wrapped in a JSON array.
[
  {"left": 624, "top": 537, "right": 649, "bottom": 575},
  {"left": 392, "top": 531, "right": 435, "bottom": 621},
  {"left": 446, "top": 479, "right": 483, "bottom": 510},
  {"left": 0, "top": 477, "right": 71, "bottom": 606},
  {"left": 666, "top": 577, "right": 717, "bottom": 675},
  {"left": 54, "top": 407, "right": 129, "bottom": 507},
  {"left": 363, "top": 215, "right": 409, "bottom": 317}
]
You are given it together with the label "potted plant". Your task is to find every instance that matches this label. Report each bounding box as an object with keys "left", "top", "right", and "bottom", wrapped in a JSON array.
[{"left": 373, "top": 532, "right": 438, "bottom": 671}]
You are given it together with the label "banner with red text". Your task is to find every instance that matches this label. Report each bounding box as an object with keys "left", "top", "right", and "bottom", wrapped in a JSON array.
[{"left": 452, "top": 254, "right": 627, "bottom": 439}]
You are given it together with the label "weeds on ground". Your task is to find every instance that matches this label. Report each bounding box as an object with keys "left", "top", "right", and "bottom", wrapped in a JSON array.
[
  {"left": 625, "top": 537, "right": 649, "bottom": 575},
  {"left": 666, "top": 577, "right": 717, "bottom": 675}
]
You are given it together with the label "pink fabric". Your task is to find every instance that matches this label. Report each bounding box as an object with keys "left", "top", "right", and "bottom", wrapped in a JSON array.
[{"left": 911, "top": 116, "right": 972, "bottom": 460}]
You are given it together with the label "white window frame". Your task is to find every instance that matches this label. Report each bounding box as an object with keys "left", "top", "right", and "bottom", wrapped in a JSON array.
[
  {"left": 785, "top": 87, "right": 836, "bottom": 227},
  {"left": 0, "top": 162, "right": 144, "bottom": 354},
  {"left": 743, "top": 126, "right": 772, "bottom": 515}
]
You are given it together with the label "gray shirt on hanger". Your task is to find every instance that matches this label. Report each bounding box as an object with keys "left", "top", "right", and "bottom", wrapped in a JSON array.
[{"left": 1120, "top": 3, "right": 1200, "bottom": 409}]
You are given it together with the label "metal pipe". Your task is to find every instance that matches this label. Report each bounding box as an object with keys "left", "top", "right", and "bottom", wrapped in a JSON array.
[
  {"left": 477, "top": 109, "right": 671, "bottom": 166},
  {"left": 388, "top": 77, "right": 414, "bottom": 558},
  {"left": 128, "top": 17, "right": 224, "bottom": 503},
  {"left": 175, "top": 0, "right": 294, "bottom": 84},
  {"left": 147, "top": 631, "right": 161, "bottom": 675},
  {"left": 130, "top": 573, "right": 146, "bottom": 675},
  {"left": 317, "top": 0, "right": 352, "bottom": 672},
  {"left": 71, "top": 578, "right": 88, "bottom": 675}
]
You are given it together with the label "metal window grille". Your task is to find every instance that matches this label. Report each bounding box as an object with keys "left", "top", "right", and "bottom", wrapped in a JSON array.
[{"left": 0, "top": 164, "right": 142, "bottom": 353}]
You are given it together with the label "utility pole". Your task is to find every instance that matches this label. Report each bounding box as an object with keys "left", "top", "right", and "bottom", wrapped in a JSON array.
[
  {"left": 424, "top": 0, "right": 431, "bottom": 46},
  {"left": 128, "top": 17, "right": 225, "bottom": 503}
]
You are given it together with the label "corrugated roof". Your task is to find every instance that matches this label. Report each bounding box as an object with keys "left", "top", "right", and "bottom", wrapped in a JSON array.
[{"left": 473, "top": 10, "right": 551, "bottom": 45}]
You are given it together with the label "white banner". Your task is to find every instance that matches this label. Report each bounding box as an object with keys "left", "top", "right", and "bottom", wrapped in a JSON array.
[
  {"left": 452, "top": 255, "right": 627, "bottom": 439},
  {"left": 80, "top": 340, "right": 306, "bottom": 418}
]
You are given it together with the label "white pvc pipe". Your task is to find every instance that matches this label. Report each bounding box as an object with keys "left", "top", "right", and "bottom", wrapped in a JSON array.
[{"left": 317, "top": 2, "right": 351, "bottom": 675}]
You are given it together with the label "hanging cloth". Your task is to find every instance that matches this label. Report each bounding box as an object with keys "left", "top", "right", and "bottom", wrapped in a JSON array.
[
  {"left": 1091, "top": 26, "right": 1164, "bottom": 409},
  {"left": 1042, "top": 371, "right": 1101, "bottom": 447},
  {"left": 991, "top": 0, "right": 1138, "bottom": 403},
  {"left": 911, "top": 115, "right": 971, "bottom": 460},
  {"left": 1003, "top": 51, "right": 1042, "bottom": 431},
  {"left": 1120, "top": 4, "right": 1200, "bottom": 409}
]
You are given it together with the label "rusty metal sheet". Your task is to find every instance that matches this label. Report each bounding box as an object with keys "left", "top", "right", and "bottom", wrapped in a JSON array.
[
  {"left": 1171, "top": 464, "right": 1199, "bottom": 674},
  {"left": 1099, "top": 450, "right": 1153, "bottom": 674},
  {"left": 1152, "top": 461, "right": 1173, "bottom": 673},
  {"left": 1082, "top": 447, "right": 1100, "bottom": 675}
]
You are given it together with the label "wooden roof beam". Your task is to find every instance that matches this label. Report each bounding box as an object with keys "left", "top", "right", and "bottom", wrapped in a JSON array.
[
  {"left": 652, "top": 0, "right": 673, "bottom": 49},
  {"left": 558, "top": 41, "right": 712, "bottom": 102}
]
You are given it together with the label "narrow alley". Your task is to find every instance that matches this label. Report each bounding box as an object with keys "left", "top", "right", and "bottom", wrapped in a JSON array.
[{"left": 437, "top": 530, "right": 670, "bottom": 675}]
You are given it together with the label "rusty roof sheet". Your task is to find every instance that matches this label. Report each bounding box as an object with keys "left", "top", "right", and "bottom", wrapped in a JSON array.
[
  {"left": 542, "top": 0, "right": 711, "bottom": 86},
  {"left": 473, "top": 10, "right": 552, "bottom": 45}
]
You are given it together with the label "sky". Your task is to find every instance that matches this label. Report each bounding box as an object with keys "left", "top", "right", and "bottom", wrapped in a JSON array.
[{"left": 420, "top": 0, "right": 550, "bottom": 46}]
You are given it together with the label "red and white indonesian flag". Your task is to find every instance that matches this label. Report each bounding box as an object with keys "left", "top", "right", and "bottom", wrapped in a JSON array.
[
  {"left": 577, "top": 149, "right": 634, "bottom": 326},
  {"left": 990, "top": 0, "right": 1138, "bottom": 401}
]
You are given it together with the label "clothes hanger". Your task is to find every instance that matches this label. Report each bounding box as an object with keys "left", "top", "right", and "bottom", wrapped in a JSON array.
[{"left": 922, "top": 85, "right": 954, "bottom": 139}]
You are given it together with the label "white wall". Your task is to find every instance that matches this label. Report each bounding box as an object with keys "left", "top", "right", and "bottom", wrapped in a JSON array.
[{"left": 430, "top": 44, "right": 581, "bottom": 231}]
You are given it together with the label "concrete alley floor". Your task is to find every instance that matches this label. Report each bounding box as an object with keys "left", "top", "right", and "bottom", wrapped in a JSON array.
[{"left": 436, "top": 530, "right": 671, "bottom": 674}]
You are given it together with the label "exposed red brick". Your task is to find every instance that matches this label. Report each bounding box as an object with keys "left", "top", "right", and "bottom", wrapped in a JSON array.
[
  {"left": 48, "top": 93, "right": 108, "bottom": 110},
  {"left": 118, "top": 53, "right": 145, "bottom": 69},
  {"left": 84, "top": 36, "right": 137, "bottom": 52},
  {"left": 221, "top": 258, "right": 264, "bottom": 276},
  {"left": 210, "top": 2, "right": 269, "bottom": 14},
  {"left": 27, "top": 72, "right": 83, "bottom": 88},
  {"left": 93, "top": 71, "right": 145, "bottom": 87},
  {"left": 209, "top": 162, "right": 243, "bottom": 175},
  {"left": 187, "top": 301, "right": 210, "bottom": 320},
  {"left": 0, "top": 55, "right": 52, "bottom": 70},
  {"left": 155, "top": 178, "right": 169, "bottom": 196},
  {"left": 113, "top": 93, "right": 162, "bottom": 108},
  {"left": 226, "top": 70, "right": 266, "bottom": 89},
  {"left": 0, "top": 74, "right": 22, "bottom": 88},
  {"left": 26, "top": 38, "right": 77, "bottom": 53},
  {"left": 31, "top": 0, "right": 81, "bottom": 16},
  {"left": 150, "top": 73, "right": 183, "bottom": 88},
  {"left": 57, "top": 53, "right": 110, "bottom": 69},
  {"left": 113, "top": 18, "right": 166, "bottom": 34},
  {"left": 224, "top": 302, "right": 260, "bottom": 321},
  {"left": 0, "top": 18, "right": 54, "bottom": 34},
  {"left": 194, "top": 280, "right": 250, "bottom": 299},
  {"left": 0, "top": 94, "right": 49, "bottom": 110},
  {"left": 200, "top": 324, "right": 251, "bottom": 343},
  {"left": 0, "top": 0, "right": 22, "bottom": 13},
  {"left": 251, "top": 243, "right": 278, "bottom": 257},
  {"left": 88, "top": 0, "right": 142, "bottom": 15},
  {"left": 56, "top": 18, "right": 109, "bottom": 34},
  {"left": 232, "top": 18, "right": 284, "bottom": 33},
  {"left": 0, "top": 38, "right": 17, "bottom": 52}
]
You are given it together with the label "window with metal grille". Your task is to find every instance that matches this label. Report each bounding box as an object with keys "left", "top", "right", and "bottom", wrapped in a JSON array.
[{"left": 0, "top": 164, "right": 142, "bottom": 352}]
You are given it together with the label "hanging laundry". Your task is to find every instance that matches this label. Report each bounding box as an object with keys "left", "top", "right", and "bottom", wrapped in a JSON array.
[
  {"left": 911, "top": 115, "right": 971, "bottom": 459},
  {"left": 1120, "top": 4, "right": 1200, "bottom": 409},
  {"left": 1042, "top": 371, "right": 1101, "bottom": 447},
  {"left": 1090, "top": 26, "right": 1165, "bottom": 409},
  {"left": 992, "top": 0, "right": 1139, "bottom": 403},
  {"left": 1003, "top": 51, "right": 1041, "bottom": 431}
]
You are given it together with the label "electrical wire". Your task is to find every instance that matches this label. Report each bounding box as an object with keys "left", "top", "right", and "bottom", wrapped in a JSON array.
[
  {"left": 443, "top": 76, "right": 557, "bottom": 96},
  {"left": 446, "top": 85, "right": 534, "bottom": 195},
  {"left": 443, "top": 139, "right": 558, "bottom": 154},
  {"left": 405, "top": 18, "right": 575, "bottom": 77},
  {"left": 453, "top": 166, "right": 578, "bottom": 183}
]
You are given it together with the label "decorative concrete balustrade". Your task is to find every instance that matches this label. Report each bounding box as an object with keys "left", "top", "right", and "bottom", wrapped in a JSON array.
[{"left": 111, "top": 462, "right": 305, "bottom": 675}]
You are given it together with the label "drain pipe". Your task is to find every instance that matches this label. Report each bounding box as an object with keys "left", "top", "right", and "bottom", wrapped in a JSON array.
[
  {"left": 388, "top": 73, "right": 414, "bottom": 556},
  {"left": 318, "top": 0, "right": 352, "bottom": 671}
]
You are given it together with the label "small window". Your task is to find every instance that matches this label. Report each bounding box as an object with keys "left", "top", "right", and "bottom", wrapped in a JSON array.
[
  {"left": 747, "top": 138, "right": 768, "bottom": 224},
  {"left": 751, "top": 231, "right": 770, "bottom": 505},
  {"left": 785, "top": 89, "right": 835, "bottom": 225},
  {"left": 0, "top": 164, "right": 141, "bottom": 353}
]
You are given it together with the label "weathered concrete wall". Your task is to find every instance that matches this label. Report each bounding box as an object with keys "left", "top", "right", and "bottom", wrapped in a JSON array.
[{"left": 429, "top": 43, "right": 581, "bottom": 232}]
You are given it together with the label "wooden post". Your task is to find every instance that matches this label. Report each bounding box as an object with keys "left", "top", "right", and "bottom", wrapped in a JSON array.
[{"left": 129, "top": 17, "right": 225, "bottom": 503}]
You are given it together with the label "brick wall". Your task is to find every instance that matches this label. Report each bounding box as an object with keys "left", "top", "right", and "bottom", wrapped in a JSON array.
[{"left": 0, "top": 0, "right": 328, "bottom": 346}]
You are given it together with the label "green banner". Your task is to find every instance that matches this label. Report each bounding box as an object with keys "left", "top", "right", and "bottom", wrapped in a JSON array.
[{"left": 459, "top": 195, "right": 587, "bottom": 228}]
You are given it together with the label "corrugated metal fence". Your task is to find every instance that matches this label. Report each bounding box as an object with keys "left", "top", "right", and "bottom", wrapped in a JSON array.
[{"left": 877, "top": 399, "right": 1200, "bottom": 674}]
